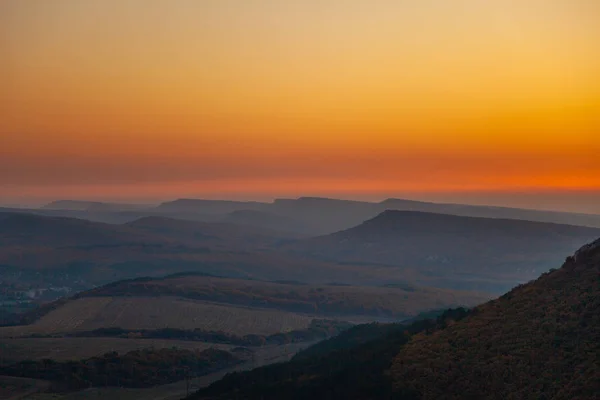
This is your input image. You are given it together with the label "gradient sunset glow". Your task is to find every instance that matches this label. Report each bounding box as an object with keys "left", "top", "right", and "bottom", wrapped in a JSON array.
[{"left": 1, "top": 1, "right": 599, "bottom": 212}]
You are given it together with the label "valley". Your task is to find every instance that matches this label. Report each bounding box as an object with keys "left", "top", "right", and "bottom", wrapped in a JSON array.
[{"left": 1, "top": 198, "right": 599, "bottom": 399}]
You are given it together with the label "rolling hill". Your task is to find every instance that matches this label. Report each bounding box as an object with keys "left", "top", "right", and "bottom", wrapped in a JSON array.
[
  {"left": 0, "top": 273, "right": 487, "bottom": 338},
  {"left": 188, "top": 237, "right": 600, "bottom": 400},
  {"left": 4, "top": 210, "right": 598, "bottom": 296},
  {"left": 286, "top": 210, "right": 600, "bottom": 290},
  {"left": 0, "top": 212, "right": 164, "bottom": 248},
  {"left": 1, "top": 213, "right": 397, "bottom": 293}
]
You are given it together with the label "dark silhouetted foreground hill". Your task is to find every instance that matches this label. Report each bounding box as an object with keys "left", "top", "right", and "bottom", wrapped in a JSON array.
[
  {"left": 189, "top": 238, "right": 600, "bottom": 399},
  {"left": 390, "top": 237, "right": 600, "bottom": 399}
]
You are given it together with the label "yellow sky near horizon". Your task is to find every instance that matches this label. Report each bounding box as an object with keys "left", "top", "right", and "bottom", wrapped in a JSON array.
[{"left": 1, "top": 0, "right": 599, "bottom": 205}]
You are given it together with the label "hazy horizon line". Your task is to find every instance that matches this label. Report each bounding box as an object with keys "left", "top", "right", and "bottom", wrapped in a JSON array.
[{"left": 2, "top": 190, "right": 600, "bottom": 216}]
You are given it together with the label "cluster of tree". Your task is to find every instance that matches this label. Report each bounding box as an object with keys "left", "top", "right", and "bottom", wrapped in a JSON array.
[
  {"left": 32, "top": 319, "right": 353, "bottom": 347},
  {"left": 293, "top": 308, "right": 469, "bottom": 362},
  {"left": 389, "top": 240, "right": 600, "bottom": 399},
  {"left": 189, "top": 308, "right": 470, "bottom": 400},
  {"left": 0, "top": 348, "right": 243, "bottom": 392}
]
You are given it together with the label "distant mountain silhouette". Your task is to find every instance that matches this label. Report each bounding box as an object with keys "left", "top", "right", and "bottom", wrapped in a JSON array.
[
  {"left": 42, "top": 200, "right": 150, "bottom": 212},
  {"left": 35, "top": 197, "right": 600, "bottom": 235},
  {"left": 0, "top": 212, "right": 425, "bottom": 291},
  {"left": 0, "top": 212, "right": 162, "bottom": 247},
  {"left": 381, "top": 197, "right": 600, "bottom": 227},
  {"left": 156, "top": 196, "right": 600, "bottom": 233},
  {"left": 285, "top": 210, "right": 600, "bottom": 290},
  {"left": 155, "top": 199, "right": 267, "bottom": 214}
]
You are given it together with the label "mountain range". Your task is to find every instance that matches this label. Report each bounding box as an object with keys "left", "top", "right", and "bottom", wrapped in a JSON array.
[
  {"left": 19, "top": 196, "right": 600, "bottom": 235},
  {"left": 2, "top": 208, "right": 599, "bottom": 295}
]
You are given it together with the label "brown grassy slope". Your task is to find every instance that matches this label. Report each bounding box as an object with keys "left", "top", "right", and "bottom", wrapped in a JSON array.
[
  {"left": 391, "top": 238, "right": 600, "bottom": 400},
  {"left": 83, "top": 275, "right": 489, "bottom": 318},
  {"left": 0, "top": 297, "right": 313, "bottom": 337}
]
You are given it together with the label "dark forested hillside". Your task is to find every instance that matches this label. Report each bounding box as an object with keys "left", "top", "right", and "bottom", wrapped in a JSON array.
[
  {"left": 390, "top": 237, "right": 600, "bottom": 399},
  {"left": 189, "top": 309, "right": 470, "bottom": 400},
  {"left": 189, "top": 238, "right": 600, "bottom": 400}
]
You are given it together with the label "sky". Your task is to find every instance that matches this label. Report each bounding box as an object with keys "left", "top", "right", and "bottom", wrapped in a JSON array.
[{"left": 1, "top": 0, "right": 599, "bottom": 212}]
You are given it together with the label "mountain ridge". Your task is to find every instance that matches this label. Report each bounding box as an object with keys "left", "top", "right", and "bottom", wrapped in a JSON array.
[{"left": 285, "top": 210, "right": 600, "bottom": 292}]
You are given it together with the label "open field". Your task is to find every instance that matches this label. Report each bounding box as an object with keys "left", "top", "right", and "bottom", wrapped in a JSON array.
[
  {"left": 84, "top": 274, "right": 489, "bottom": 317},
  {"left": 0, "top": 337, "right": 231, "bottom": 366},
  {"left": 0, "top": 297, "right": 314, "bottom": 338}
]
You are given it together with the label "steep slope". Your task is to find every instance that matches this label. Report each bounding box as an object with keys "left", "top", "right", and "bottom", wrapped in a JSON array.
[
  {"left": 188, "top": 238, "right": 600, "bottom": 400},
  {"left": 390, "top": 237, "right": 600, "bottom": 399},
  {"left": 287, "top": 211, "right": 600, "bottom": 287}
]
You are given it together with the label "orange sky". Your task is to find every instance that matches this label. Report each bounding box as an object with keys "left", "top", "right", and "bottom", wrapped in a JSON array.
[{"left": 1, "top": 1, "right": 599, "bottom": 211}]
